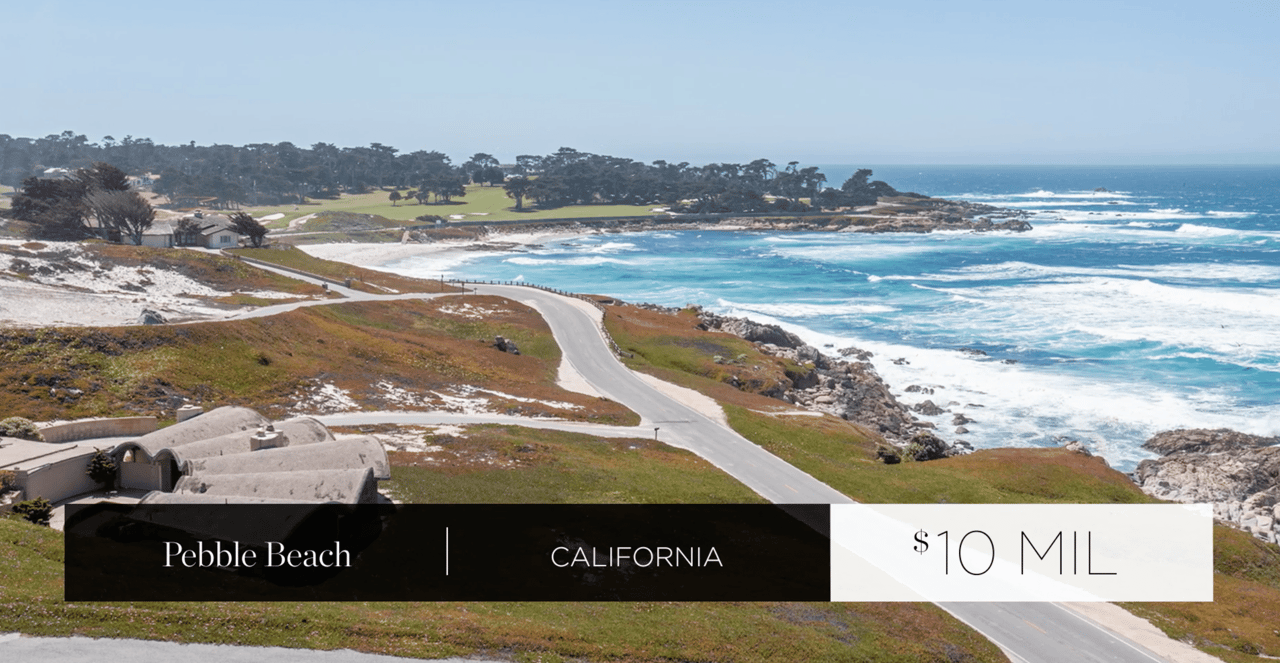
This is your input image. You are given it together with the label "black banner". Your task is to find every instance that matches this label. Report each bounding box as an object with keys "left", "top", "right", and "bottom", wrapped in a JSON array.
[{"left": 64, "top": 504, "right": 829, "bottom": 601}]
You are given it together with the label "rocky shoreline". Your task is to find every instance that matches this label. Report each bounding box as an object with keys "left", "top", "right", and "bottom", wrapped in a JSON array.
[
  {"left": 616, "top": 302, "right": 966, "bottom": 461},
  {"left": 1134, "top": 428, "right": 1280, "bottom": 543},
  {"left": 642, "top": 304, "right": 1280, "bottom": 541},
  {"left": 402, "top": 197, "right": 1032, "bottom": 243}
]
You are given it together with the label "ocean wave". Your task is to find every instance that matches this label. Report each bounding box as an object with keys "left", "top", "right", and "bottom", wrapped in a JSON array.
[
  {"left": 504, "top": 256, "right": 636, "bottom": 266},
  {"left": 997, "top": 200, "right": 1141, "bottom": 208},
  {"left": 579, "top": 241, "right": 637, "bottom": 253},
  {"left": 1174, "top": 223, "right": 1239, "bottom": 237},
  {"left": 700, "top": 308, "right": 1278, "bottom": 471},
  {"left": 878, "top": 261, "right": 1280, "bottom": 283},
  {"left": 716, "top": 298, "right": 897, "bottom": 317},
  {"left": 954, "top": 190, "right": 1134, "bottom": 201},
  {"left": 1026, "top": 221, "right": 1280, "bottom": 245},
  {"left": 915, "top": 277, "right": 1280, "bottom": 361}
]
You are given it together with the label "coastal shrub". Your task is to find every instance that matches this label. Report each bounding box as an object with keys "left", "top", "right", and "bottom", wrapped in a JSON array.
[
  {"left": 0, "top": 469, "right": 16, "bottom": 493},
  {"left": 12, "top": 497, "right": 52, "bottom": 526},
  {"left": 0, "top": 417, "right": 42, "bottom": 441},
  {"left": 86, "top": 448, "right": 117, "bottom": 487}
]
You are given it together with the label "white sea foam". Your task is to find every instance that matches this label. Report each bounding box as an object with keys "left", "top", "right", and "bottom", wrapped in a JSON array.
[
  {"left": 955, "top": 190, "right": 1134, "bottom": 201},
  {"left": 711, "top": 306, "right": 1279, "bottom": 470},
  {"left": 1026, "top": 221, "right": 1280, "bottom": 245},
  {"left": 879, "top": 261, "right": 1280, "bottom": 284},
  {"left": 1174, "top": 223, "right": 1240, "bottom": 237},
  {"left": 580, "top": 241, "right": 637, "bottom": 253},
  {"left": 920, "top": 277, "right": 1280, "bottom": 361},
  {"left": 505, "top": 255, "right": 636, "bottom": 266},
  {"left": 1046, "top": 209, "right": 1257, "bottom": 224},
  {"left": 997, "top": 200, "right": 1141, "bottom": 208},
  {"left": 716, "top": 298, "right": 897, "bottom": 317}
]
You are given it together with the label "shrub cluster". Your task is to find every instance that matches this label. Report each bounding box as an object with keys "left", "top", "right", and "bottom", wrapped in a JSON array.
[{"left": 0, "top": 416, "right": 42, "bottom": 441}]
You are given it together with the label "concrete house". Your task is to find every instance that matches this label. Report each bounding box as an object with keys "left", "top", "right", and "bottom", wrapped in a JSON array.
[{"left": 111, "top": 406, "right": 389, "bottom": 505}]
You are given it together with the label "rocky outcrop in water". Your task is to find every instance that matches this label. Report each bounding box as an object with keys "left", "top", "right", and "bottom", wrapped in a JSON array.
[{"left": 1133, "top": 428, "right": 1280, "bottom": 543}]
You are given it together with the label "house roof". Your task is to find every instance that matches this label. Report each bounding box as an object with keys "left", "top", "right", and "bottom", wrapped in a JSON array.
[
  {"left": 123, "top": 406, "right": 269, "bottom": 460},
  {"left": 115, "top": 406, "right": 389, "bottom": 506},
  {"left": 173, "top": 467, "right": 379, "bottom": 504},
  {"left": 0, "top": 438, "right": 98, "bottom": 471},
  {"left": 143, "top": 221, "right": 174, "bottom": 236},
  {"left": 184, "top": 436, "right": 389, "bottom": 480},
  {"left": 153, "top": 416, "right": 335, "bottom": 468}
]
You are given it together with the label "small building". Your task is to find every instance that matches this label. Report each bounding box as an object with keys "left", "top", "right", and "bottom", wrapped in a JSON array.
[
  {"left": 197, "top": 215, "right": 240, "bottom": 248},
  {"left": 111, "top": 406, "right": 389, "bottom": 504},
  {"left": 140, "top": 220, "right": 175, "bottom": 248}
]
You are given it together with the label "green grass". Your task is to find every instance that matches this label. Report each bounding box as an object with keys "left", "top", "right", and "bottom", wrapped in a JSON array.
[
  {"left": 725, "top": 405, "right": 1157, "bottom": 504},
  {"left": 383, "top": 425, "right": 768, "bottom": 504},
  {"left": 0, "top": 298, "right": 636, "bottom": 425},
  {"left": 246, "top": 184, "right": 659, "bottom": 228},
  {"left": 0, "top": 485, "right": 1006, "bottom": 662}
]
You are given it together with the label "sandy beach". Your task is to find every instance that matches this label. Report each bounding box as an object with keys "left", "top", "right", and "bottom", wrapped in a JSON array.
[{"left": 300, "top": 229, "right": 591, "bottom": 276}]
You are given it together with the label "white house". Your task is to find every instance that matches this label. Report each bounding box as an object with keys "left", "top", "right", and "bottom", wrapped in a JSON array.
[{"left": 140, "top": 221, "right": 175, "bottom": 248}]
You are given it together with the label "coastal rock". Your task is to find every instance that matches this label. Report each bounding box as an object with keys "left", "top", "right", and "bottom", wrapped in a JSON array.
[
  {"left": 839, "top": 347, "right": 873, "bottom": 361},
  {"left": 697, "top": 309, "right": 805, "bottom": 349},
  {"left": 1062, "top": 440, "right": 1091, "bottom": 456},
  {"left": 1134, "top": 427, "right": 1280, "bottom": 543},
  {"left": 697, "top": 309, "right": 927, "bottom": 444},
  {"left": 493, "top": 336, "right": 521, "bottom": 355},
  {"left": 912, "top": 400, "right": 945, "bottom": 416},
  {"left": 1142, "top": 428, "right": 1277, "bottom": 455},
  {"left": 907, "top": 431, "right": 954, "bottom": 461},
  {"left": 138, "top": 308, "right": 167, "bottom": 325}
]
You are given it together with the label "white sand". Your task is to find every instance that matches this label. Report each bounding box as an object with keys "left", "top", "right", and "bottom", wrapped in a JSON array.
[
  {"left": 301, "top": 230, "right": 596, "bottom": 276},
  {"left": 0, "top": 240, "right": 302, "bottom": 326}
]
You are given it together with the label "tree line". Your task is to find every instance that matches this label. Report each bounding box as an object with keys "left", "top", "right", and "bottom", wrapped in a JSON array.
[
  {"left": 7, "top": 160, "right": 269, "bottom": 246},
  {"left": 1, "top": 131, "right": 915, "bottom": 214}
]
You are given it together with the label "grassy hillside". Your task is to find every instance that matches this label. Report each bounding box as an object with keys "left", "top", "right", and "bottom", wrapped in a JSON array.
[
  {"left": 381, "top": 424, "right": 767, "bottom": 504},
  {"left": 0, "top": 297, "right": 634, "bottom": 425},
  {"left": 1, "top": 495, "right": 1005, "bottom": 663},
  {"left": 229, "top": 246, "right": 459, "bottom": 294}
]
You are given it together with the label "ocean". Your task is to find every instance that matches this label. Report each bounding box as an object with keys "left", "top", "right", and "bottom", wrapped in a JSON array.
[{"left": 381, "top": 165, "right": 1280, "bottom": 471}]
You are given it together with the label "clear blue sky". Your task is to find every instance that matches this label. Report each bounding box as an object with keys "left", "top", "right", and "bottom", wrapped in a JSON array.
[{"left": 5, "top": 0, "right": 1278, "bottom": 164}]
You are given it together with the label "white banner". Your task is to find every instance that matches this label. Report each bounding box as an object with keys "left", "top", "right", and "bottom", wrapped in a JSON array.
[{"left": 830, "top": 504, "right": 1213, "bottom": 601}]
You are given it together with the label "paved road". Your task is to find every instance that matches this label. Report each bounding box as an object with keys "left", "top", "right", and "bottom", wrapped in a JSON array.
[
  {"left": 0, "top": 633, "right": 500, "bottom": 663},
  {"left": 469, "top": 284, "right": 852, "bottom": 505}
]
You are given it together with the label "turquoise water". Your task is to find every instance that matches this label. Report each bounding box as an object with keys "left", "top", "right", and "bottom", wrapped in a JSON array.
[{"left": 383, "top": 166, "right": 1280, "bottom": 470}]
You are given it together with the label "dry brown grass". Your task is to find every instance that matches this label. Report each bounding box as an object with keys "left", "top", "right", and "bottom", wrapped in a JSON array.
[
  {"left": 0, "top": 297, "right": 636, "bottom": 425},
  {"left": 603, "top": 303, "right": 800, "bottom": 411}
]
